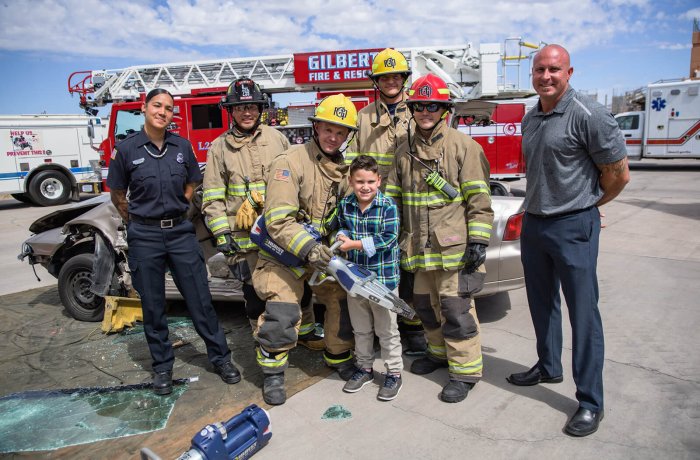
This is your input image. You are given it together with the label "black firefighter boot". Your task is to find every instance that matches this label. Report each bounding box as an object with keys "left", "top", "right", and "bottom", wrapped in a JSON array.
[
  {"left": 404, "top": 330, "right": 428, "bottom": 355},
  {"left": 440, "top": 380, "right": 475, "bottom": 403},
  {"left": 263, "top": 373, "right": 286, "bottom": 405}
]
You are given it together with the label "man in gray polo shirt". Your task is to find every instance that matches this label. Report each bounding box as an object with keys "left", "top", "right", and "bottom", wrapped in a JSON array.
[{"left": 506, "top": 44, "right": 630, "bottom": 437}]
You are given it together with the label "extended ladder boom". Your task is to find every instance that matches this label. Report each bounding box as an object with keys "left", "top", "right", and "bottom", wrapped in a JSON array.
[{"left": 68, "top": 41, "right": 541, "bottom": 110}]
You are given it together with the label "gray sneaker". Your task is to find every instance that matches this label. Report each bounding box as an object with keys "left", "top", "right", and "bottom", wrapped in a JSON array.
[
  {"left": 343, "top": 368, "right": 373, "bottom": 393},
  {"left": 377, "top": 373, "right": 402, "bottom": 401}
]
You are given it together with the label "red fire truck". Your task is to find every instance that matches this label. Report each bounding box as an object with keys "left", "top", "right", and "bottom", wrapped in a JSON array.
[
  {"left": 454, "top": 98, "right": 538, "bottom": 180},
  {"left": 68, "top": 39, "right": 540, "bottom": 186}
]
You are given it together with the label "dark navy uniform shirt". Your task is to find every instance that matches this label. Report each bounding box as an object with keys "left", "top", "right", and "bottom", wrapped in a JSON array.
[{"left": 107, "top": 129, "right": 202, "bottom": 219}]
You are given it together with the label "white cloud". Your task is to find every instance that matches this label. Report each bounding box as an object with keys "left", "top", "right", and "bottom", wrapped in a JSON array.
[
  {"left": 680, "top": 7, "right": 700, "bottom": 20},
  {"left": 658, "top": 42, "right": 691, "bottom": 50},
  {"left": 0, "top": 0, "right": 661, "bottom": 62}
]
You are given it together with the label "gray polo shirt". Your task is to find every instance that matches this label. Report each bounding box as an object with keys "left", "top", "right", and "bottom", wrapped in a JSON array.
[{"left": 522, "top": 87, "right": 627, "bottom": 216}]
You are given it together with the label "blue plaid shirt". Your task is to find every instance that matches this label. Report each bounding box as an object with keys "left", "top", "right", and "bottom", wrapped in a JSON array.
[{"left": 337, "top": 190, "right": 400, "bottom": 291}]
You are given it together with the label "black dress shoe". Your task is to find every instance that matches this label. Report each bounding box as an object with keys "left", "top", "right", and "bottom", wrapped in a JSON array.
[
  {"left": 506, "top": 364, "right": 563, "bottom": 386},
  {"left": 214, "top": 361, "right": 242, "bottom": 384},
  {"left": 153, "top": 370, "right": 173, "bottom": 395},
  {"left": 565, "top": 407, "right": 604, "bottom": 437}
]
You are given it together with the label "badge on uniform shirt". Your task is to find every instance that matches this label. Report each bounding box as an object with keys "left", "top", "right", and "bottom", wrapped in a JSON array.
[
  {"left": 132, "top": 157, "right": 145, "bottom": 165},
  {"left": 274, "top": 168, "right": 290, "bottom": 181},
  {"left": 176, "top": 152, "right": 184, "bottom": 163},
  {"left": 111, "top": 148, "right": 118, "bottom": 160}
]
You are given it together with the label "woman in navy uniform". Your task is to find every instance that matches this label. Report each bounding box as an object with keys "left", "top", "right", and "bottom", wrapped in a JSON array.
[{"left": 107, "top": 88, "right": 241, "bottom": 395}]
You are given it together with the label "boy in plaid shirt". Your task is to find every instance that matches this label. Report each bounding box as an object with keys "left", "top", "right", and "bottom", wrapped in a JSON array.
[{"left": 336, "top": 155, "right": 403, "bottom": 400}]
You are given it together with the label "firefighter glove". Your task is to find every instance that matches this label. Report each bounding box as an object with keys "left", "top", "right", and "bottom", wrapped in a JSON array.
[
  {"left": 216, "top": 232, "right": 239, "bottom": 256},
  {"left": 250, "top": 190, "right": 264, "bottom": 207},
  {"left": 236, "top": 200, "right": 258, "bottom": 231},
  {"left": 465, "top": 243, "right": 487, "bottom": 274},
  {"left": 307, "top": 244, "right": 334, "bottom": 271}
]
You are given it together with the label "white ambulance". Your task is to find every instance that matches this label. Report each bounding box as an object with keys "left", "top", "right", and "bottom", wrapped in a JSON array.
[
  {"left": 615, "top": 79, "right": 700, "bottom": 160},
  {"left": 0, "top": 114, "right": 106, "bottom": 206}
]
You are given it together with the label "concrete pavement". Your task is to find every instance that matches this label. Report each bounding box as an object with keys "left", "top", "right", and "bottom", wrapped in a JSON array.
[
  {"left": 1, "top": 161, "right": 698, "bottom": 458},
  {"left": 0, "top": 194, "right": 101, "bottom": 296},
  {"left": 256, "top": 161, "right": 700, "bottom": 460}
]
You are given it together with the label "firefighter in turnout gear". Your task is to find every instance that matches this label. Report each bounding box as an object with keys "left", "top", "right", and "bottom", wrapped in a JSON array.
[
  {"left": 201, "top": 78, "right": 323, "bottom": 350},
  {"left": 347, "top": 48, "right": 412, "bottom": 180},
  {"left": 386, "top": 74, "right": 494, "bottom": 403},
  {"left": 347, "top": 48, "right": 427, "bottom": 354},
  {"left": 252, "top": 94, "right": 359, "bottom": 405}
]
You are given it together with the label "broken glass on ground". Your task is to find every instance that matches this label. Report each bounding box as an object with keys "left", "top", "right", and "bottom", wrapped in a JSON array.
[
  {"left": 0, "top": 381, "right": 188, "bottom": 453},
  {"left": 321, "top": 404, "right": 352, "bottom": 420}
]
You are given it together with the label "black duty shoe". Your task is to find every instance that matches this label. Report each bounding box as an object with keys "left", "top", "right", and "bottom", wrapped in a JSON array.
[
  {"left": 214, "top": 361, "right": 242, "bottom": 384},
  {"left": 506, "top": 364, "right": 563, "bottom": 386},
  {"left": 263, "top": 373, "right": 286, "bottom": 405},
  {"left": 153, "top": 370, "right": 173, "bottom": 396},
  {"left": 565, "top": 407, "right": 604, "bottom": 437},
  {"left": 440, "top": 379, "right": 474, "bottom": 403},
  {"left": 410, "top": 357, "right": 448, "bottom": 375}
]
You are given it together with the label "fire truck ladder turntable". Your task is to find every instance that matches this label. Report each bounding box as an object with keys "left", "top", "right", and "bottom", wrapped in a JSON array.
[{"left": 68, "top": 42, "right": 541, "bottom": 112}]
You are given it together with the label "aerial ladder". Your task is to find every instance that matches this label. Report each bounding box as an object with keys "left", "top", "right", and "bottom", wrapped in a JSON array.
[{"left": 68, "top": 41, "right": 542, "bottom": 112}]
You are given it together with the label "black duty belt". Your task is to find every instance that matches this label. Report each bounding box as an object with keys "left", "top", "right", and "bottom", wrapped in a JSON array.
[
  {"left": 527, "top": 206, "right": 594, "bottom": 219},
  {"left": 129, "top": 213, "right": 187, "bottom": 228}
]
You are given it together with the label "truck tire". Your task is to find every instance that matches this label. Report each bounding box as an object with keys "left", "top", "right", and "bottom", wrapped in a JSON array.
[
  {"left": 11, "top": 193, "right": 32, "bottom": 204},
  {"left": 58, "top": 253, "right": 105, "bottom": 322},
  {"left": 28, "top": 170, "right": 71, "bottom": 206}
]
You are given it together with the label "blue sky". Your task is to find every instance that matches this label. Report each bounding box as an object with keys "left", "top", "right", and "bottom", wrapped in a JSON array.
[{"left": 0, "top": 0, "right": 697, "bottom": 116}]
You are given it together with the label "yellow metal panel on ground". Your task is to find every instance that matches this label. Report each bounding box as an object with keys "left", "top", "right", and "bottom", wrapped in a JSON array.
[{"left": 101, "top": 296, "right": 143, "bottom": 333}]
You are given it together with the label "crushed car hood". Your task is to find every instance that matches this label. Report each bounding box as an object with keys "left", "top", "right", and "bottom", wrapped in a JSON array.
[{"left": 29, "top": 195, "right": 111, "bottom": 234}]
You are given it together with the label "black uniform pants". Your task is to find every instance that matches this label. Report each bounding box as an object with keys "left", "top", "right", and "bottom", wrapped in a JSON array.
[
  {"left": 127, "top": 220, "right": 231, "bottom": 373},
  {"left": 521, "top": 207, "right": 604, "bottom": 411}
]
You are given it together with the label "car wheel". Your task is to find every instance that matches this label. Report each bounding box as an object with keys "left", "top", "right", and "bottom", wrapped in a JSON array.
[
  {"left": 58, "top": 253, "right": 104, "bottom": 322},
  {"left": 28, "top": 170, "right": 71, "bottom": 206},
  {"left": 490, "top": 182, "right": 511, "bottom": 197},
  {"left": 11, "top": 193, "right": 33, "bottom": 204}
]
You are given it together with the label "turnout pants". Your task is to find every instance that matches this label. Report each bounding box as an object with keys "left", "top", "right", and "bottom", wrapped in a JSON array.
[
  {"left": 231, "top": 252, "right": 315, "bottom": 333},
  {"left": 127, "top": 220, "right": 231, "bottom": 373},
  {"left": 252, "top": 259, "right": 353, "bottom": 374},
  {"left": 398, "top": 269, "right": 425, "bottom": 335},
  {"left": 521, "top": 207, "right": 604, "bottom": 412},
  {"left": 413, "top": 270, "right": 483, "bottom": 383},
  {"left": 312, "top": 279, "right": 354, "bottom": 368}
]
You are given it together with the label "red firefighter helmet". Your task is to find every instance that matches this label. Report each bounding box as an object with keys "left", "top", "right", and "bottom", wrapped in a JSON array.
[{"left": 407, "top": 74, "right": 453, "bottom": 106}]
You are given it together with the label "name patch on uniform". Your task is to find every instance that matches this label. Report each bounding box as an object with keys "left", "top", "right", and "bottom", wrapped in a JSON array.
[
  {"left": 111, "top": 148, "right": 118, "bottom": 160},
  {"left": 132, "top": 157, "right": 145, "bottom": 165},
  {"left": 274, "top": 168, "right": 290, "bottom": 181},
  {"left": 176, "top": 152, "right": 184, "bottom": 163}
]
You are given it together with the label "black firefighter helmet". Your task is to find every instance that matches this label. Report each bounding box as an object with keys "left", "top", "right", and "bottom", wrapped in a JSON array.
[{"left": 220, "top": 78, "right": 270, "bottom": 109}]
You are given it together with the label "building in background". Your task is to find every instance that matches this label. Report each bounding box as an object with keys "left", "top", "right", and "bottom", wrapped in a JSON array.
[{"left": 690, "top": 18, "right": 699, "bottom": 80}]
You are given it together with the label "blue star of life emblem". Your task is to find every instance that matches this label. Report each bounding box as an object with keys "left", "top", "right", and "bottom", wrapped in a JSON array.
[{"left": 651, "top": 97, "right": 666, "bottom": 112}]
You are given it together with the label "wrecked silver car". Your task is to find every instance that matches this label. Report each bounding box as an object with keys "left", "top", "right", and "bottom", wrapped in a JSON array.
[{"left": 19, "top": 185, "right": 525, "bottom": 322}]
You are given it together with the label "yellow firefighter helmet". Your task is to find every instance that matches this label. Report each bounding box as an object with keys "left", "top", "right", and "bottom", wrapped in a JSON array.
[
  {"left": 308, "top": 94, "right": 358, "bottom": 131},
  {"left": 370, "top": 48, "right": 411, "bottom": 79}
]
